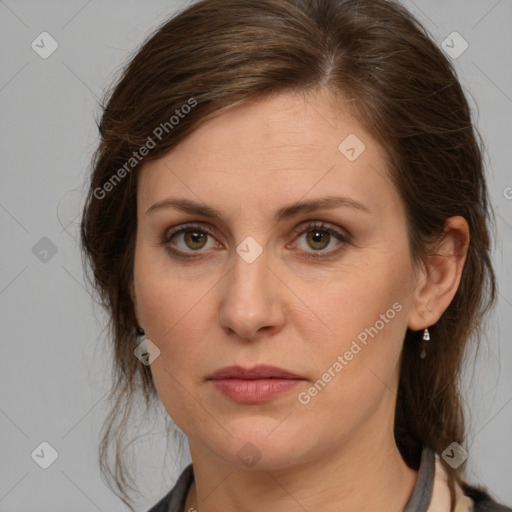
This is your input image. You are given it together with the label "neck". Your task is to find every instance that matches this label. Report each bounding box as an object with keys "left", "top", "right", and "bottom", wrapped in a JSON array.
[{"left": 184, "top": 432, "right": 418, "bottom": 512}]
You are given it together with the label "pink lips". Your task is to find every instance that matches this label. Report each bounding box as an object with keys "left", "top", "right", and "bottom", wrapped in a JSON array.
[{"left": 208, "top": 365, "right": 304, "bottom": 404}]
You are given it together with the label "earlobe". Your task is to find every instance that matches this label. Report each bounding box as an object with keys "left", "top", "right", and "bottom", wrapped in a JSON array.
[{"left": 407, "top": 216, "right": 469, "bottom": 331}]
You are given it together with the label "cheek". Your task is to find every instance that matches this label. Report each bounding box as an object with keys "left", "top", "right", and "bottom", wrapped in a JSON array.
[
  {"left": 134, "top": 271, "right": 211, "bottom": 361},
  {"left": 133, "top": 248, "right": 218, "bottom": 385},
  {"left": 295, "top": 256, "right": 409, "bottom": 350},
  {"left": 293, "top": 253, "right": 411, "bottom": 411},
  {"left": 295, "top": 298, "right": 406, "bottom": 437},
  {"left": 134, "top": 261, "right": 214, "bottom": 428},
  {"left": 133, "top": 243, "right": 208, "bottom": 334}
]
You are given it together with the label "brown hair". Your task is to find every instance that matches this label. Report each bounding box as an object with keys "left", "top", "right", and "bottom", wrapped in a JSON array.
[{"left": 80, "top": 0, "right": 496, "bottom": 510}]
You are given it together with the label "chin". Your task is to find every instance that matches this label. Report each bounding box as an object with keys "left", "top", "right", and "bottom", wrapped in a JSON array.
[{"left": 208, "top": 428, "right": 312, "bottom": 471}]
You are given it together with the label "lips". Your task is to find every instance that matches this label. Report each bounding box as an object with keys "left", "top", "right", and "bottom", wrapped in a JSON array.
[
  {"left": 208, "top": 365, "right": 305, "bottom": 403},
  {"left": 208, "top": 365, "right": 302, "bottom": 380}
]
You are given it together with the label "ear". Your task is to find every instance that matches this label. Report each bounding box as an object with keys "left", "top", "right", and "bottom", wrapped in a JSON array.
[{"left": 407, "top": 216, "right": 469, "bottom": 331}]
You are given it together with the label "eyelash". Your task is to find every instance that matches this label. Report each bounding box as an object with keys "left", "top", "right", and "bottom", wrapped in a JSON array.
[{"left": 161, "top": 221, "right": 351, "bottom": 260}]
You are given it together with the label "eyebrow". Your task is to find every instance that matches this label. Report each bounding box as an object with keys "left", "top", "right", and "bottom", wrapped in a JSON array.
[{"left": 145, "top": 195, "right": 372, "bottom": 221}]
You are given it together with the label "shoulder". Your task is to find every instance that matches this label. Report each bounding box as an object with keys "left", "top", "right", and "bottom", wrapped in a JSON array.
[
  {"left": 429, "top": 451, "right": 510, "bottom": 512},
  {"left": 462, "top": 483, "right": 512, "bottom": 512}
]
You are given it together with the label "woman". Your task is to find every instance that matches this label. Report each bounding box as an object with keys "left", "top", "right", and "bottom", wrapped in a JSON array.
[{"left": 80, "top": 0, "right": 511, "bottom": 511}]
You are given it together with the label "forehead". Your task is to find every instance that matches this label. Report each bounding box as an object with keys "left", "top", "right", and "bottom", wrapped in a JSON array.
[
  {"left": 160, "top": 91, "right": 371, "bottom": 169},
  {"left": 137, "top": 90, "right": 398, "bottom": 221}
]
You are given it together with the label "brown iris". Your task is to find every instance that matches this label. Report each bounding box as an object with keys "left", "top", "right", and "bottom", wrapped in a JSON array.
[
  {"left": 306, "top": 229, "right": 330, "bottom": 250},
  {"left": 184, "top": 229, "right": 208, "bottom": 250}
]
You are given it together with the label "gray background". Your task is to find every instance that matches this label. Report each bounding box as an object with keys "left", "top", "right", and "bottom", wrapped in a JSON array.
[{"left": 0, "top": 1, "right": 511, "bottom": 511}]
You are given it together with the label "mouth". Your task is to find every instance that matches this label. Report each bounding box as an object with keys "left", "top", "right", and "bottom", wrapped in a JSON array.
[{"left": 207, "top": 365, "right": 305, "bottom": 404}]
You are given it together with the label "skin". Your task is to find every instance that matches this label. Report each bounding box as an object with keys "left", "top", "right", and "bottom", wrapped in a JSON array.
[{"left": 131, "top": 90, "right": 469, "bottom": 512}]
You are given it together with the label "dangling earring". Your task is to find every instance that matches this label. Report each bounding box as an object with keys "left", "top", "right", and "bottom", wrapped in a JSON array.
[{"left": 420, "top": 328, "right": 430, "bottom": 359}]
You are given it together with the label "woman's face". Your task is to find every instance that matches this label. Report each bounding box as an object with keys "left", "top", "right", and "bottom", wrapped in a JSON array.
[{"left": 132, "top": 91, "right": 422, "bottom": 469}]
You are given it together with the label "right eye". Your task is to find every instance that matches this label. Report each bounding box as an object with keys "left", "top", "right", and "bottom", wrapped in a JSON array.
[{"left": 162, "top": 223, "right": 221, "bottom": 256}]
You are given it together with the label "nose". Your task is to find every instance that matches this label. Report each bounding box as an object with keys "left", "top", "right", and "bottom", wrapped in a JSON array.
[{"left": 218, "top": 244, "right": 287, "bottom": 341}]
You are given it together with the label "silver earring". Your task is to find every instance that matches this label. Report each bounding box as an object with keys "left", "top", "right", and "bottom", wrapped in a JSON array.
[{"left": 420, "top": 328, "right": 430, "bottom": 359}]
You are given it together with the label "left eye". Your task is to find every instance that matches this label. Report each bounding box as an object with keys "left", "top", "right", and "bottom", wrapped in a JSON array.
[{"left": 291, "top": 222, "right": 349, "bottom": 255}]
